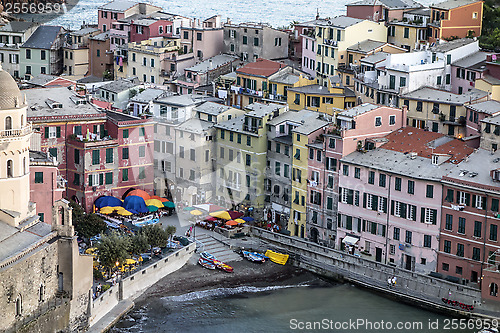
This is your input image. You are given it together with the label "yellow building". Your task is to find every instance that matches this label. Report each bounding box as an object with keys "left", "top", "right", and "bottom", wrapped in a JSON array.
[
  {"left": 63, "top": 27, "right": 101, "bottom": 78},
  {"left": 314, "top": 16, "right": 387, "bottom": 84},
  {"left": 289, "top": 116, "right": 330, "bottom": 237},
  {"left": 287, "top": 75, "right": 355, "bottom": 115},
  {"left": 387, "top": 22, "right": 428, "bottom": 51},
  {"left": 475, "top": 75, "right": 500, "bottom": 102}
]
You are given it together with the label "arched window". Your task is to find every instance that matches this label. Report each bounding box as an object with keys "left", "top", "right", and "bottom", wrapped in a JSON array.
[
  {"left": 490, "top": 283, "right": 498, "bottom": 297},
  {"left": 15, "top": 295, "right": 22, "bottom": 316},
  {"left": 5, "top": 116, "right": 12, "bottom": 130},
  {"left": 7, "top": 160, "right": 13, "bottom": 178}
]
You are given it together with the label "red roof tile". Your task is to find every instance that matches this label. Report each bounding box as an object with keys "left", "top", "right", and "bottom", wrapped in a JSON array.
[
  {"left": 236, "top": 58, "right": 286, "bottom": 77},
  {"left": 381, "top": 127, "right": 474, "bottom": 164}
]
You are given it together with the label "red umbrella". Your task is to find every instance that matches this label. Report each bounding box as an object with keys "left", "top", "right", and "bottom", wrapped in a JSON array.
[
  {"left": 205, "top": 216, "right": 218, "bottom": 222},
  {"left": 150, "top": 195, "right": 169, "bottom": 203},
  {"left": 226, "top": 220, "right": 238, "bottom": 226},
  {"left": 227, "top": 211, "right": 244, "bottom": 219},
  {"left": 126, "top": 189, "right": 150, "bottom": 201}
]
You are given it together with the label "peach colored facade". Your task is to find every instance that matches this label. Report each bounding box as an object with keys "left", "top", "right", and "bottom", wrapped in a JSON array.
[{"left": 429, "top": 1, "right": 483, "bottom": 42}]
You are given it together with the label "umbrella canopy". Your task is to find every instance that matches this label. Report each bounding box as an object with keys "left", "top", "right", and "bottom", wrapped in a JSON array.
[
  {"left": 205, "top": 216, "right": 217, "bottom": 222},
  {"left": 150, "top": 195, "right": 169, "bottom": 202},
  {"left": 190, "top": 210, "right": 203, "bottom": 216},
  {"left": 148, "top": 205, "right": 159, "bottom": 212},
  {"left": 164, "top": 201, "right": 175, "bottom": 208},
  {"left": 211, "top": 210, "right": 244, "bottom": 220},
  {"left": 123, "top": 195, "right": 149, "bottom": 213},
  {"left": 234, "top": 218, "right": 246, "bottom": 224},
  {"left": 241, "top": 216, "right": 254, "bottom": 222},
  {"left": 118, "top": 209, "right": 133, "bottom": 216},
  {"left": 99, "top": 206, "right": 116, "bottom": 214},
  {"left": 124, "top": 258, "right": 136, "bottom": 265},
  {"left": 126, "top": 189, "right": 150, "bottom": 201},
  {"left": 95, "top": 196, "right": 122, "bottom": 209},
  {"left": 226, "top": 220, "right": 238, "bottom": 226},
  {"left": 183, "top": 206, "right": 195, "bottom": 211},
  {"left": 209, "top": 204, "right": 226, "bottom": 213},
  {"left": 145, "top": 199, "right": 164, "bottom": 208}
]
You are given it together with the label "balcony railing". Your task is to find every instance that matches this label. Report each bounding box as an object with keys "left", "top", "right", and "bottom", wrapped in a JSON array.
[{"left": 0, "top": 124, "right": 32, "bottom": 138}]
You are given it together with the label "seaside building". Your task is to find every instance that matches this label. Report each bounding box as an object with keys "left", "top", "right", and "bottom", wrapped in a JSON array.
[
  {"left": 386, "top": 8, "right": 431, "bottom": 51},
  {"left": 63, "top": 27, "right": 101, "bottom": 77},
  {"left": 94, "top": 78, "right": 141, "bottom": 111},
  {"left": 97, "top": 0, "right": 162, "bottom": 32},
  {"left": 346, "top": 0, "right": 423, "bottom": 22},
  {"left": 0, "top": 21, "right": 39, "bottom": 78},
  {"left": 464, "top": 100, "right": 500, "bottom": 145},
  {"left": 19, "top": 26, "right": 65, "bottom": 79},
  {"left": 89, "top": 31, "right": 114, "bottom": 78},
  {"left": 475, "top": 54, "right": 500, "bottom": 102},
  {"left": 223, "top": 22, "right": 290, "bottom": 61}
]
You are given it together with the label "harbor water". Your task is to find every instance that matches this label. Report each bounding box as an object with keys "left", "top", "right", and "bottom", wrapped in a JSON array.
[{"left": 111, "top": 279, "right": 476, "bottom": 333}]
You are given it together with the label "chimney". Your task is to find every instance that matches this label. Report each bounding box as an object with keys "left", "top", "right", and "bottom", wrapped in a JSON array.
[
  {"left": 316, "top": 8, "right": 320, "bottom": 20},
  {"left": 209, "top": 59, "right": 213, "bottom": 70}
]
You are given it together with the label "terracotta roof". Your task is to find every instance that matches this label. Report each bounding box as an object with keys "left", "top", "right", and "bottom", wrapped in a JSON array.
[
  {"left": 381, "top": 127, "right": 474, "bottom": 164},
  {"left": 236, "top": 58, "right": 286, "bottom": 78}
]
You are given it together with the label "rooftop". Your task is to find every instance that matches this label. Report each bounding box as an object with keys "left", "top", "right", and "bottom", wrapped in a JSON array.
[
  {"left": 347, "top": 39, "right": 387, "bottom": 54},
  {"left": 71, "top": 27, "right": 100, "bottom": 36},
  {"left": 480, "top": 74, "right": 500, "bottom": 85},
  {"left": 99, "top": 79, "right": 139, "bottom": 93},
  {"left": 130, "top": 88, "right": 167, "bottom": 103},
  {"left": 25, "top": 87, "right": 104, "bottom": 119},
  {"left": 405, "top": 7, "right": 431, "bottom": 15},
  {"left": 0, "top": 220, "right": 53, "bottom": 263},
  {"left": 293, "top": 116, "right": 330, "bottom": 135},
  {"left": 176, "top": 118, "right": 213, "bottom": 134},
  {"left": 268, "top": 70, "right": 302, "bottom": 85},
  {"left": 155, "top": 94, "right": 219, "bottom": 107},
  {"left": 315, "top": 16, "right": 364, "bottom": 28},
  {"left": 106, "top": 110, "right": 144, "bottom": 123},
  {"left": 21, "top": 26, "right": 63, "bottom": 49},
  {"left": 288, "top": 84, "right": 355, "bottom": 97},
  {"left": 98, "top": 0, "right": 139, "bottom": 11},
  {"left": 0, "top": 21, "right": 38, "bottom": 33},
  {"left": 466, "top": 100, "right": 500, "bottom": 116},
  {"left": 91, "top": 31, "right": 109, "bottom": 42},
  {"left": 185, "top": 54, "right": 239, "bottom": 73},
  {"left": 29, "top": 150, "right": 56, "bottom": 164},
  {"left": 273, "top": 134, "right": 293, "bottom": 145},
  {"left": 401, "top": 87, "right": 488, "bottom": 105},
  {"left": 360, "top": 52, "right": 390, "bottom": 65},
  {"left": 268, "top": 109, "right": 320, "bottom": 126},
  {"left": 339, "top": 103, "right": 379, "bottom": 118},
  {"left": 482, "top": 114, "right": 500, "bottom": 126},
  {"left": 431, "top": 0, "right": 481, "bottom": 10},
  {"left": 452, "top": 51, "right": 488, "bottom": 69},
  {"left": 347, "top": 0, "right": 422, "bottom": 9},
  {"left": 236, "top": 58, "right": 287, "bottom": 78},
  {"left": 445, "top": 148, "right": 500, "bottom": 190},
  {"left": 429, "top": 38, "right": 476, "bottom": 53},
  {"left": 245, "top": 102, "right": 283, "bottom": 118},
  {"left": 194, "top": 101, "right": 232, "bottom": 116},
  {"left": 381, "top": 126, "right": 474, "bottom": 163}
]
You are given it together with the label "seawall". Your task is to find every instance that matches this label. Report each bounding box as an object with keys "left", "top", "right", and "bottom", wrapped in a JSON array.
[{"left": 87, "top": 243, "right": 196, "bottom": 332}]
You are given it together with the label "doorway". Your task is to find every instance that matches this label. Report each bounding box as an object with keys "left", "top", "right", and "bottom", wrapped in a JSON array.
[{"left": 376, "top": 247, "right": 383, "bottom": 262}]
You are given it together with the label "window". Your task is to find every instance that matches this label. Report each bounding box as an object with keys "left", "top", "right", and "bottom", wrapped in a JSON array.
[
  {"left": 74, "top": 149, "right": 80, "bottom": 164},
  {"left": 197, "top": 32, "right": 202, "bottom": 41},
  {"left": 456, "top": 266, "right": 463, "bottom": 275},
  {"left": 139, "top": 167, "right": 146, "bottom": 179},
  {"left": 375, "top": 117, "right": 382, "bottom": 127},
  {"left": 35, "top": 172, "right": 43, "bottom": 183},
  {"left": 442, "top": 263, "right": 449, "bottom": 271},
  {"left": 139, "top": 146, "right": 146, "bottom": 158},
  {"left": 404, "top": 27, "right": 409, "bottom": 38},
  {"left": 190, "top": 149, "right": 196, "bottom": 161},
  {"left": 443, "top": 240, "right": 451, "bottom": 253},
  {"left": 405, "top": 230, "right": 412, "bottom": 244},
  {"left": 26, "top": 49, "right": 31, "bottom": 59},
  {"left": 139, "top": 127, "right": 145, "bottom": 137},
  {"left": 106, "top": 148, "right": 113, "bottom": 163},
  {"left": 254, "top": 37, "right": 259, "bottom": 46},
  {"left": 122, "top": 169, "right": 128, "bottom": 181},
  {"left": 245, "top": 154, "right": 251, "bottom": 166},
  {"left": 123, "top": 129, "right": 129, "bottom": 138},
  {"left": 354, "top": 167, "right": 360, "bottom": 179},
  {"left": 490, "top": 224, "right": 498, "bottom": 241},
  {"left": 407, "top": 180, "right": 415, "bottom": 194},
  {"left": 122, "top": 147, "right": 129, "bottom": 159},
  {"left": 472, "top": 247, "right": 481, "bottom": 261},
  {"left": 92, "top": 150, "right": 99, "bottom": 165},
  {"left": 456, "top": 243, "right": 464, "bottom": 257},
  {"left": 247, "top": 136, "right": 251, "bottom": 146},
  {"left": 105, "top": 172, "right": 113, "bottom": 184},
  {"left": 379, "top": 174, "right": 386, "bottom": 187},
  {"left": 424, "top": 235, "right": 431, "bottom": 248},
  {"left": 294, "top": 149, "right": 300, "bottom": 160},
  {"left": 490, "top": 283, "right": 498, "bottom": 297},
  {"left": 445, "top": 214, "right": 453, "bottom": 230},
  {"left": 275, "top": 162, "right": 280, "bottom": 176},
  {"left": 474, "top": 221, "right": 482, "bottom": 238},
  {"left": 458, "top": 217, "right": 466, "bottom": 234},
  {"left": 343, "top": 165, "right": 349, "bottom": 176},
  {"left": 395, "top": 177, "right": 401, "bottom": 191},
  {"left": 179, "top": 146, "right": 185, "bottom": 158},
  {"left": 393, "top": 227, "right": 400, "bottom": 240},
  {"left": 73, "top": 173, "right": 80, "bottom": 185},
  {"left": 426, "top": 184, "right": 434, "bottom": 198},
  {"left": 389, "top": 115, "right": 396, "bottom": 125},
  {"left": 243, "top": 36, "right": 247, "bottom": 44},
  {"left": 445, "top": 189, "right": 454, "bottom": 202},
  {"left": 368, "top": 171, "right": 375, "bottom": 184},
  {"left": 49, "top": 148, "right": 57, "bottom": 160}
]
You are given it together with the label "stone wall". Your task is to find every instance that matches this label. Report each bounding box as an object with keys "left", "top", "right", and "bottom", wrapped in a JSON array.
[
  {"left": 89, "top": 243, "right": 195, "bottom": 327},
  {"left": 249, "top": 227, "right": 494, "bottom": 317}
]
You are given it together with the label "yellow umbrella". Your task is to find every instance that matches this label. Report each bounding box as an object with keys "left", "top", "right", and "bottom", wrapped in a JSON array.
[
  {"left": 100, "top": 206, "right": 115, "bottom": 214},
  {"left": 209, "top": 211, "right": 231, "bottom": 220},
  {"left": 124, "top": 258, "right": 136, "bottom": 265},
  {"left": 234, "top": 218, "right": 245, "bottom": 224},
  {"left": 190, "top": 210, "right": 203, "bottom": 216},
  {"left": 118, "top": 209, "right": 133, "bottom": 216},
  {"left": 145, "top": 199, "right": 164, "bottom": 208}
]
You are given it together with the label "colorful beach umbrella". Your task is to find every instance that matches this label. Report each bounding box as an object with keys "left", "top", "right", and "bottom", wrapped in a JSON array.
[
  {"left": 226, "top": 220, "right": 238, "bottom": 226},
  {"left": 205, "top": 216, "right": 217, "bottom": 222},
  {"left": 147, "top": 205, "right": 159, "bottom": 212},
  {"left": 183, "top": 206, "right": 195, "bottom": 211},
  {"left": 241, "top": 216, "right": 254, "bottom": 222},
  {"left": 190, "top": 210, "right": 203, "bottom": 216},
  {"left": 95, "top": 196, "right": 122, "bottom": 208},
  {"left": 145, "top": 199, "right": 164, "bottom": 208},
  {"left": 99, "top": 206, "right": 115, "bottom": 214},
  {"left": 164, "top": 201, "right": 175, "bottom": 208},
  {"left": 150, "top": 195, "right": 169, "bottom": 202},
  {"left": 124, "top": 258, "right": 136, "bottom": 265},
  {"left": 234, "top": 219, "right": 245, "bottom": 224},
  {"left": 126, "top": 189, "right": 150, "bottom": 201},
  {"left": 123, "top": 195, "right": 149, "bottom": 213},
  {"left": 210, "top": 210, "right": 244, "bottom": 220}
]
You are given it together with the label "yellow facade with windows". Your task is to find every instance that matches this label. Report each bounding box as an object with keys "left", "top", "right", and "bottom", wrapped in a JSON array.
[{"left": 288, "top": 132, "right": 309, "bottom": 237}]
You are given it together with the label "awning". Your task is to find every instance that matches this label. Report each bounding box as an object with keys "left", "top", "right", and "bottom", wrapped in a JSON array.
[{"left": 342, "top": 236, "right": 359, "bottom": 246}]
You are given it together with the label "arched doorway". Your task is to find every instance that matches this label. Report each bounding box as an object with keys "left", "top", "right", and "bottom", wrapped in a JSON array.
[{"left": 310, "top": 228, "right": 319, "bottom": 243}]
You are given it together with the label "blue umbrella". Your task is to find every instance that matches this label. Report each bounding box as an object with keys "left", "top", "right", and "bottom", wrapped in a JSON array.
[
  {"left": 94, "top": 196, "right": 122, "bottom": 209},
  {"left": 242, "top": 216, "right": 254, "bottom": 222},
  {"left": 123, "top": 195, "right": 149, "bottom": 213}
]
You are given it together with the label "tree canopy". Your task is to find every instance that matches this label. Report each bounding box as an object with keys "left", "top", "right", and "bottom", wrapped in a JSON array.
[{"left": 69, "top": 200, "right": 107, "bottom": 239}]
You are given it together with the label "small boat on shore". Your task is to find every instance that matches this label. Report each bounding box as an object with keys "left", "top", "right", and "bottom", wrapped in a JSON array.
[
  {"left": 200, "top": 251, "right": 216, "bottom": 261},
  {"left": 242, "top": 250, "right": 266, "bottom": 263},
  {"left": 198, "top": 257, "right": 216, "bottom": 270},
  {"left": 265, "top": 250, "right": 289, "bottom": 265},
  {"left": 213, "top": 259, "right": 233, "bottom": 273}
]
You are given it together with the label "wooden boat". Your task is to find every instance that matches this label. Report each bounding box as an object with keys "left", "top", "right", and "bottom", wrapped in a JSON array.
[
  {"left": 242, "top": 250, "right": 265, "bottom": 263},
  {"left": 265, "top": 250, "right": 289, "bottom": 265},
  {"left": 198, "top": 257, "right": 216, "bottom": 270},
  {"left": 200, "top": 251, "right": 216, "bottom": 261},
  {"left": 213, "top": 259, "right": 233, "bottom": 272}
]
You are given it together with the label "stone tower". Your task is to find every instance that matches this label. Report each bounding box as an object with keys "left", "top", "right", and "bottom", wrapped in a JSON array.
[{"left": 0, "top": 63, "right": 35, "bottom": 227}]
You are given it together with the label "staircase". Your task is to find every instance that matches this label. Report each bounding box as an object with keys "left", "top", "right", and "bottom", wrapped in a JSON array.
[{"left": 194, "top": 234, "right": 242, "bottom": 263}]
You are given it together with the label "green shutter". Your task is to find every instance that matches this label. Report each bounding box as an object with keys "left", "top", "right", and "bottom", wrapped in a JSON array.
[
  {"left": 99, "top": 173, "right": 104, "bottom": 185},
  {"left": 105, "top": 172, "right": 112, "bottom": 184},
  {"left": 56, "top": 126, "right": 61, "bottom": 138},
  {"left": 89, "top": 175, "right": 92, "bottom": 186},
  {"left": 44, "top": 127, "right": 49, "bottom": 138},
  {"left": 262, "top": 81, "right": 267, "bottom": 91},
  {"left": 122, "top": 169, "right": 128, "bottom": 181}
]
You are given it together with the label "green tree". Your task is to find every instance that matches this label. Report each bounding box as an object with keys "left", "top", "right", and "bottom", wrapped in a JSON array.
[
  {"left": 480, "top": 0, "right": 500, "bottom": 51},
  {"left": 141, "top": 224, "right": 168, "bottom": 248},
  {"left": 165, "top": 225, "right": 177, "bottom": 240},
  {"left": 96, "top": 231, "right": 131, "bottom": 274},
  {"left": 129, "top": 232, "right": 149, "bottom": 255},
  {"left": 69, "top": 200, "right": 107, "bottom": 239}
]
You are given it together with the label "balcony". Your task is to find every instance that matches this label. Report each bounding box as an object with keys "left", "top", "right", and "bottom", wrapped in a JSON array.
[
  {"left": 68, "top": 133, "right": 118, "bottom": 148},
  {"left": 0, "top": 124, "right": 32, "bottom": 140}
]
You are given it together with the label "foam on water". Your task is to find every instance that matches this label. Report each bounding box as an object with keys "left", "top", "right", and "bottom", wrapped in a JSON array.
[{"left": 163, "top": 283, "right": 310, "bottom": 302}]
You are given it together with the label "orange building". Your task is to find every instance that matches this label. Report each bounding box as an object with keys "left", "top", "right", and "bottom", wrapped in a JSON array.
[{"left": 428, "top": 0, "right": 483, "bottom": 43}]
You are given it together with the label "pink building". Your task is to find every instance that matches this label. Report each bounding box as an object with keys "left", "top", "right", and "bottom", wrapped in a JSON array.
[
  {"left": 30, "top": 151, "right": 64, "bottom": 225},
  {"left": 464, "top": 101, "right": 500, "bottom": 146},
  {"left": 301, "top": 34, "right": 316, "bottom": 78},
  {"left": 346, "top": 0, "right": 422, "bottom": 22},
  {"left": 450, "top": 52, "right": 487, "bottom": 95},
  {"left": 180, "top": 16, "right": 224, "bottom": 61},
  {"left": 292, "top": 19, "right": 319, "bottom": 61},
  {"left": 338, "top": 127, "right": 474, "bottom": 273},
  {"left": 97, "top": 0, "right": 161, "bottom": 32},
  {"left": 307, "top": 104, "right": 406, "bottom": 246},
  {"left": 129, "top": 18, "right": 174, "bottom": 43}
]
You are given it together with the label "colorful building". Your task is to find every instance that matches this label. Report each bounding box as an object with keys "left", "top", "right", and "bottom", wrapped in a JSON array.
[
  {"left": 63, "top": 27, "right": 100, "bottom": 78},
  {"left": 346, "top": 0, "right": 423, "bottom": 22},
  {"left": 0, "top": 21, "right": 39, "bottom": 78},
  {"left": 97, "top": 0, "right": 161, "bottom": 32}
]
